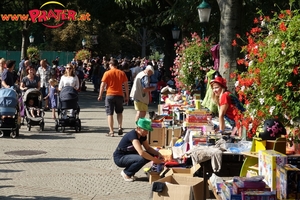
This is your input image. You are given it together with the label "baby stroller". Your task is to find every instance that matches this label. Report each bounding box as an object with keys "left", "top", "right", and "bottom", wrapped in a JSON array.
[
  {"left": 23, "top": 88, "right": 45, "bottom": 131},
  {"left": 0, "top": 88, "right": 20, "bottom": 138},
  {"left": 55, "top": 86, "right": 81, "bottom": 132}
]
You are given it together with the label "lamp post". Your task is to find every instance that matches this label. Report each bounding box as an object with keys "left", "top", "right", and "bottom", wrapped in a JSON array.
[
  {"left": 29, "top": 34, "right": 34, "bottom": 45},
  {"left": 82, "top": 39, "right": 86, "bottom": 49},
  {"left": 197, "top": 0, "right": 211, "bottom": 39},
  {"left": 172, "top": 26, "right": 180, "bottom": 41}
]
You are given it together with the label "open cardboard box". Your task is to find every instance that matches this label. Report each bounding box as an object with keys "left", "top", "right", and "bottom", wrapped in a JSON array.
[
  {"left": 149, "top": 172, "right": 162, "bottom": 183},
  {"left": 149, "top": 164, "right": 201, "bottom": 184},
  {"left": 164, "top": 164, "right": 200, "bottom": 177},
  {"left": 152, "top": 174, "right": 206, "bottom": 200}
]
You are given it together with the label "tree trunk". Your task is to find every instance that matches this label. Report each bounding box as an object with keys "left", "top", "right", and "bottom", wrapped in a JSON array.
[
  {"left": 217, "top": 0, "right": 242, "bottom": 92},
  {"left": 141, "top": 27, "right": 147, "bottom": 58},
  {"left": 20, "top": 21, "right": 29, "bottom": 61}
]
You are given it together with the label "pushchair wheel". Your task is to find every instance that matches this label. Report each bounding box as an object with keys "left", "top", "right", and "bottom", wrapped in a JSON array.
[
  {"left": 16, "top": 126, "right": 19, "bottom": 137},
  {"left": 78, "top": 119, "right": 81, "bottom": 131},
  {"left": 10, "top": 131, "right": 16, "bottom": 139},
  {"left": 55, "top": 120, "right": 59, "bottom": 132},
  {"left": 27, "top": 125, "right": 31, "bottom": 131},
  {"left": 75, "top": 126, "right": 79, "bottom": 133},
  {"left": 61, "top": 127, "right": 65, "bottom": 133},
  {"left": 76, "top": 119, "right": 81, "bottom": 132},
  {"left": 39, "top": 122, "right": 45, "bottom": 132},
  {"left": 0, "top": 131, "right": 4, "bottom": 138}
]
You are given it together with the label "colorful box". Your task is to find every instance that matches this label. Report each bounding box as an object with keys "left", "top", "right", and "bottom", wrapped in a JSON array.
[
  {"left": 185, "top": 114, "right": 208, "bottom": 123},
  {"left": 232, "top": 180, "right": 269, "bottom": 194},
  {"left": 276, "top": 164, "right": 300, "bottom": 199},
  {"left": 258, "top": 150, "right": 287, "bottom": 191},
  {"left": 151, "top": 122, "right": 163, "bottom": 128},
  {"left": 241, "top": 191, "right": 276, "bottom": 200},
  {"left": 219, "top": 182, "right": 242, "bottom": 200}
]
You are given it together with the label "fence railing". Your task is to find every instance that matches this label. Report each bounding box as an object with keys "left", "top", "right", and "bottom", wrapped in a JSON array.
[{"left": 0, "top": 50, "right": 76, "bottom": 68}]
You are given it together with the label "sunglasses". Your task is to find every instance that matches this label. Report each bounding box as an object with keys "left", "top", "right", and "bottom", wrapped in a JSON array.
[{"left": 66, "top": 67, "right": 71, "bottom": 69}]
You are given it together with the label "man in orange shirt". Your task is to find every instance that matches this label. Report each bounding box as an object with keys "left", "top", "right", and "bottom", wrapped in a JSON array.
[{"left": 98, "top": 59, "right": 129, "bottom": 137}]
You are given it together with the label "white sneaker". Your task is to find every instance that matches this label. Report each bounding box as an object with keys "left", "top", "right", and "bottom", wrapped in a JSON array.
[{"left": 120, "top": 170, "right": 134, "bottom": 182}]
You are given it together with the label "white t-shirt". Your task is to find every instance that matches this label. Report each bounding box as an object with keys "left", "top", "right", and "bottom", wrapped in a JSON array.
[{"left": 58, "top": 75, "right": 79, "bottom": 90}]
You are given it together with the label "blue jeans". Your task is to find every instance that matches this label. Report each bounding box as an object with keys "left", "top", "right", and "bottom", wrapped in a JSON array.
[{"left": 114, "top": 153, "right": 150, "bottom": 176}]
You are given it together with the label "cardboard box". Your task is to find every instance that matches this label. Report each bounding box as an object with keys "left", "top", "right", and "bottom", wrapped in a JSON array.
[
  {"left": 148, "top": 128, "right": 166, "bottom": 147},
  {"left": 159, "top": 149, "right": 173, "bottom": 162},
  {"left": 258, "top": 150, "right": 287, "bottom": 191},
  {"left": 152, "top": 175, "right": 206, "bottom": 200},
  {"left": 164, "top": 164, "right": 200, "bottom": 177},
  {"left": 149, "top": 172, "right": 162, "bottom": 184},
  {"left": 276, "top": 164, "right": 300, "bottom": 199},
  {"left": 166, "top": 127, "right": 182, "bottom": 146}
]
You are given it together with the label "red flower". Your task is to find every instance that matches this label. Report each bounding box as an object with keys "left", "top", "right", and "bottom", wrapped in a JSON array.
[
  {"left": 237, "top": 59, "right": 244, "bottom": 65},
  {"left": 257, "top": 110, "right": 264, "bottom": 117},
  {"left": 286, "top": 82, "right": 293, "bottom": 87},
  {"left": 279, "top": 13, "right": 285, "bottom": 19},
  {"left": 258, "top": 57, "right": 264, "bottom": 63},
  {"left": 293, "top": 66, "right": 298, "bottom": 75},
  {"left": 224, "top": 62, "right": 229, "bottom": 69},
  {"left": 276, "top": 94, "right": 283, "bottom": 101},
  {"left": 281, "top": 42, "right": 286, "bottom": 49},
  {"left": 253, "top": 18, "right": 259, "bottom": 24},
  {"left": 232, "top": 39, "right": 237, "bottom": 46},
  {"left": 250, "top": 27, "right": 261, "bottom": 34},
  {"left": 280, "top": 22, "right": 287, "bottom": 31}
]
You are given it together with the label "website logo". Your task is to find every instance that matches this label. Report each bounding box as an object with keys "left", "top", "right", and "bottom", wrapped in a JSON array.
[{"left": 1, "top": 1, "right": 91, "bottom": 28}]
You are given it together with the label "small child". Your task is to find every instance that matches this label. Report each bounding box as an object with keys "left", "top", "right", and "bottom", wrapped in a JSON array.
[
  {"left": 28, "top": 99, "right": 40, "bottom": 118},
  {"left": 44, "top": 78, "right": 58, "bottom": 119}
]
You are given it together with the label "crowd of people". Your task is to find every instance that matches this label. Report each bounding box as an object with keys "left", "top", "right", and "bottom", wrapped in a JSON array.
[{"left": 0, "top": 56, "right": 176, "bottom": 121}]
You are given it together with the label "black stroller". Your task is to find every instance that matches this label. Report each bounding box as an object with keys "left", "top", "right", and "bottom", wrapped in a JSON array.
[
  {"left": 0, "top": 88, "right": 20, "bottom": 138},
  {"left": 55, "top": 86, "right": 81, "bottom": 132},
  {"left": 23, "top": 88, "right": 45, "bottom": 131}
]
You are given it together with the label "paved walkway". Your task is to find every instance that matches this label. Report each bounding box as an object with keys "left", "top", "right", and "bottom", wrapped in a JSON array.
[{"left": 0, "top": 82, "right": 217, "bottom": 200}]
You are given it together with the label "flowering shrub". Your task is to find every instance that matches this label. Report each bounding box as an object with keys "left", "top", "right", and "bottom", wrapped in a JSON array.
[
  {"left": 27, "top": 46, "right": 40, "bottom": 65},
  {"left": 172, "top": 32, "right": 213, "bottom": 92},
  {"left": 232, "top": 9, "right": 300, "bottom": 138},
  {"left": 287, "top": 128, "right": 300, "bottom": 144},
  {"left": 75, "top": 49, "right": 91, "bottom": 61}
]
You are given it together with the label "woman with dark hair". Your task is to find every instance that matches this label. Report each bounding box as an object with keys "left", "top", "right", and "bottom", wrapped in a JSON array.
[
  {"left": 20, "top": 65, "right": 40, "bottom": 91},
  {"left": 1, "top": 60, "right": 16, "bottom": 88}
]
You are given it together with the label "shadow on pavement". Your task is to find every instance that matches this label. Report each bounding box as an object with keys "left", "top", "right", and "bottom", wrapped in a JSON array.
[
  {"left": 0, "top": 157, "right": 109, "bottom": 165},
  {"left": 0, "top": 195, "right": 71, "bottom": 200}
]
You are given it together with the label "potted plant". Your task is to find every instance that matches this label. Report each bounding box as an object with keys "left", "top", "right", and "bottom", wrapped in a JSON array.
[
  {"left": 75, "top": 49, "right": 91, "bottom": 61},
  {"left": 172, "top": 32, "right": 214, "bottom": 93},
  {"left": 27, "top": 46, "right": 40, "bottom": 66}
]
